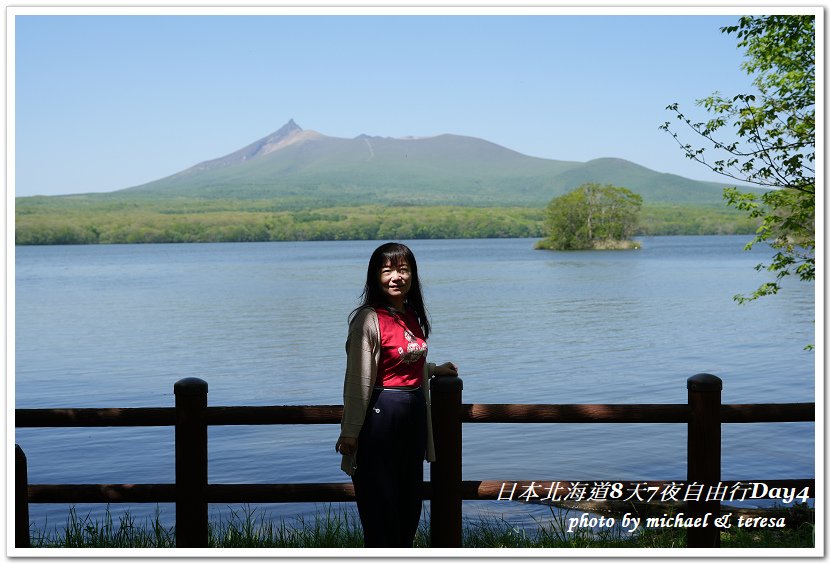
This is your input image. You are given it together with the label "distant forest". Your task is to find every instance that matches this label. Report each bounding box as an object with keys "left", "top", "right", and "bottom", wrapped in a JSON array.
[{"left": 15, "top": 198, "right": 759, "bottom": 245}]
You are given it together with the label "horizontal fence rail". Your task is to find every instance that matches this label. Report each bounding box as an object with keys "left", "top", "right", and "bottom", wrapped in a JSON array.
[
  {"left": 15, "top": 374, "right": 815, "bottom": 549},
  {"left": 25, "top": 479, "right": 816, "bottom": 504},
  {"left": 461, "top": 403, "right": 815, "bottom": 423},
  {"left": 16, "top": 402, "right": 815, "bottom": 427}
]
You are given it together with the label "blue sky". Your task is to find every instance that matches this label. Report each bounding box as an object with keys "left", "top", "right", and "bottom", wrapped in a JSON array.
[{"left": 13, "top": 10, "right": 768, "bottom": 197}]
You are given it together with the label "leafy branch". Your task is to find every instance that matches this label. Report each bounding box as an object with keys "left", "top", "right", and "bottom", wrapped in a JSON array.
[{"left": 661, "top": 15, "right": 815, "bottom": 304}]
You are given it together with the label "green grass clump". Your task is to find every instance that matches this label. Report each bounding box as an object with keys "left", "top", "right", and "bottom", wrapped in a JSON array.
[
  {"left": 32, "top": 506, "right": 175, "bottom": 548},
  {"left": 208, "top": 505, "right": 366, "bottom": 548}
]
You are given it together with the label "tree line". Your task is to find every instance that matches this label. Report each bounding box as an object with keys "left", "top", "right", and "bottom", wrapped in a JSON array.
[{"left": 15, "top": 201, "right": 758, "bottom": 245}]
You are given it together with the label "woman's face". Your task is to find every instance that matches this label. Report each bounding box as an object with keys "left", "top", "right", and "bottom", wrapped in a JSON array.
[{"left": 378, "top": 259, "right": 412, "bottom": 305}]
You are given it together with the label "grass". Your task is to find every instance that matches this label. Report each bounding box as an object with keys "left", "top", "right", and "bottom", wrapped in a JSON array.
[
  {"left": 25, "top": 504, "right": 815, "bottom": 549},
  {"left": 31, "top": 506, "right": 175, "bottom": 548},
  {"left": 209, "top": 505, "right": 366, "bottom": 548}
]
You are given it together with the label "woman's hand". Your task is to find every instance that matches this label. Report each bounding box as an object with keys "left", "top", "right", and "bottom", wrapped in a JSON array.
[
  {"left": 433, "top": 362, "right": 459, "bottom": 377},
  {"left": 335, "top": 436, "right": 358, "bottom": 456}
]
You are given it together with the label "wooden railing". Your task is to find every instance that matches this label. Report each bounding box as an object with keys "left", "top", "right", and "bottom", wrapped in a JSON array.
[{"left": 14, "top": 374, "right": 814, "bottom": 549}]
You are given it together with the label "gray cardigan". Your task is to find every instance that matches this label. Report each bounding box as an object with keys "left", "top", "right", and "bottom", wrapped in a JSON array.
[{"left": 339, "top": 307, "right": 436, "bottom": 475}]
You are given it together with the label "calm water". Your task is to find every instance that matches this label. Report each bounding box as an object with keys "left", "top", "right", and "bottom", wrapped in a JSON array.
[{"left": 14, "top": 237, "right": 815, "bottom": 531}]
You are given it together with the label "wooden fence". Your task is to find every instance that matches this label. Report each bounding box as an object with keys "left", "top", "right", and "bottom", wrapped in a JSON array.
[{"left": 15, "top": 374, "right": 814, "bottom": 549}]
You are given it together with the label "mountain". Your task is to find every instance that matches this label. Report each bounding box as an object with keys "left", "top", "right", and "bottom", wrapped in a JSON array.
[{"left": 112, "top": 120, "right": 733, "bottom": 206}]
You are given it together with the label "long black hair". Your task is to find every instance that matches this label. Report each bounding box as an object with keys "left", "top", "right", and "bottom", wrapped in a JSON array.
[{"left": 349, "top": 242, "right": 431, "bottom": 339}]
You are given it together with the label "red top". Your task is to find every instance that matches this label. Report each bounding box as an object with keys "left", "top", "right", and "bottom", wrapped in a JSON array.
[{"left": 375, "top": 306, "right": 428, "bottom": 388}]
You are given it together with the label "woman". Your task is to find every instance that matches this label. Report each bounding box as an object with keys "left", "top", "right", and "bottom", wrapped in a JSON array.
[{"left": 335, "top": 242, "right": 458, "bottom": 548}]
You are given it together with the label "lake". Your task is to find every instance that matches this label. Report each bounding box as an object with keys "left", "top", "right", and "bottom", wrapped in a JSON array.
[{"left": 14, "top": 236, "right": 816, "bottom": 532}]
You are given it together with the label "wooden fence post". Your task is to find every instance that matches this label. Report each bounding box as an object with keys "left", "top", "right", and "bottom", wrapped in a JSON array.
[
  {"left": 174, "top": 377, "right": 209, "bottom": 548},
  {"left": 15, "top": 444, "right": 30, "bottom": 548},
  {"left": 429, "top": 375, "right": 463, "bottom": 548},
  {"left": 686, "top": 373, "right": 722, "bottom": 548}
]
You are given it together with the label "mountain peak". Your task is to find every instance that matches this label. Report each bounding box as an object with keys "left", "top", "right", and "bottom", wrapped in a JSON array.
[
  {"left": 259, "top": 119, "right": 303, "bottom": 146},
  {"left": 184, "top": 119, "right": 311, "bottom": 173},
  {"left": 276, "top": 119, "right": 302, "bottom": 136}
]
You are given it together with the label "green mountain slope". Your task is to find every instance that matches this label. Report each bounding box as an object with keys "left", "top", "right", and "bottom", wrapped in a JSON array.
[
  {"left": 548, "top": 158, "right": 734, "bottom": 204},
  {"left": 106, "top": 120, "right": 731, "bottom": 206}
]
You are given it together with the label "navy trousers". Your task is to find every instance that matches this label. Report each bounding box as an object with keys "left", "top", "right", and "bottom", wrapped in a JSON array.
[{"left": 352, "top": 387, "right": 427, "bottom": 548}]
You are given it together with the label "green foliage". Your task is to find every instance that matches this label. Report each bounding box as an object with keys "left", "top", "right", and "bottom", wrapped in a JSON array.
[
  {"left": 662, "top": 15, "right": 815, "bottom": 302},
  {"left": 15, "top": 195, "right": 758, "bottom": 246},
  {"left": 15, "top": 201, "right": 547, "bottom": 244},
  {"left": 638, "top": 203, "right": 759, "bottom": 236},
  {"left": 536, "top": 183, "right": 643, "bottom": 250}
]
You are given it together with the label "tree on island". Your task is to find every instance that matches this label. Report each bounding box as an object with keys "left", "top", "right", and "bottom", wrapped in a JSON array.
[
  {"left": 535, "top": 183, "right": 643, "bottom": 250},
  {"left": 661, "top": 15, "right": 815, "bottom": 303}
]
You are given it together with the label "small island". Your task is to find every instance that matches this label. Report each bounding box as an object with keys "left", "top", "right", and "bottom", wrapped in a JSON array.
[{"left": 535, "top": 182, "right": 643, "bottom": 250}]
